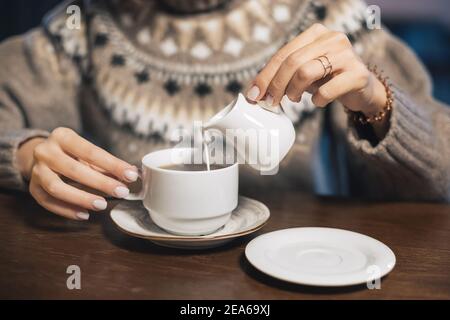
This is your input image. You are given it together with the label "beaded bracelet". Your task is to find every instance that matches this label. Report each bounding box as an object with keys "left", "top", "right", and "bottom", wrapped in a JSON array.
[{"left": 344, "top": 65, "right": 394, "bottom": 125}]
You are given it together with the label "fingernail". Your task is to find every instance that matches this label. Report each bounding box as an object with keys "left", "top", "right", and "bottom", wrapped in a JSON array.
[
  {"left": 114, "top": 186, "right": 130, "bottom": 198},
  {"left": 93, "top": 199, "right": 107, "bottom": 210},
  {"left": 246, "top": 86, "right": 260, "bottom": 101},
  {"left": 264, "top": 93, "right": 274, "bottom": 107},
  {"left": 124, "top": 169, "right": 138, "bottom": 182},
  {"left": 76, "top": 212, "right": 90, "bottom": 220}
]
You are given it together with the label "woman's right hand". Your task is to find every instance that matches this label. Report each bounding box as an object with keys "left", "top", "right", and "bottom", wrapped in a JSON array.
[{"left": 18, "top": 127, "right": 139, "bottom": 221}]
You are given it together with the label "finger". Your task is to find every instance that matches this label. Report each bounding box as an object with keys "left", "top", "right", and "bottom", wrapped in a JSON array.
[
  {"left": 50, "top": 128, "right": 138, "bottom": 182},
  {"left": 39, "top": 147, "right": 130, "bottom": 200},
  {"left": 266, "top": 33, "right": 346, "bottom": 106},
  {"left": 34, "top": 164, "right": 108, "bottom": 211},
  {"left": 79, "top": 159, "right": 117, "bottom": 179},
  {"left": 246, "top": 23, "right": 328, "bottom": 101},
  {"left": 286, "top": 50, "right": 352, "bottom": 102},
  {"left": 29, "top": 180, "right": 90, "bottom": 221},
  {"left": 305, "top": 77, "right": 329, "bottom": 96},
  {"left": 266, "top": 31, "right": 355, "bottom": 106},
  {"left": 312, "top": 71, "right": 363, "bottom": 107}
]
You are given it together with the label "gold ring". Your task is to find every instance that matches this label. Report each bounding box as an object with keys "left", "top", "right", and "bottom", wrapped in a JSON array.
[{"left": 315, "top": 55, "right": 333, "bottom": 79}]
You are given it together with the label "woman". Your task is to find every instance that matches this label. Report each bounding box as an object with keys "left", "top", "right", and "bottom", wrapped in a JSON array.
[{"left": 0, "top": 0, "right": 449, "bottom": 221}]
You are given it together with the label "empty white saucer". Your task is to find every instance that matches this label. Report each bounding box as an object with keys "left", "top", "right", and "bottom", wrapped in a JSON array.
[
  {"left": 245, "top": 227, "right": 396, "bottom": 287},
  {"left": 111, "top": 196, "right": 270, "bottom": 249}
]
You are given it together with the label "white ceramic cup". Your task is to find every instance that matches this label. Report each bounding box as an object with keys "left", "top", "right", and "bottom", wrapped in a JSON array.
[{"left": 126, "top": 148, "right": 239, "bottom": 236}]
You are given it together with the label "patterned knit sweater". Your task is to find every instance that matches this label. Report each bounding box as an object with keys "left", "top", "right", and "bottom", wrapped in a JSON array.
[{"left": 0, "top": 0, "right": 449, "bottom": 201}]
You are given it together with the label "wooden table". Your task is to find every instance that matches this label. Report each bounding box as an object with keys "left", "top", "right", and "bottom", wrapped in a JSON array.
[{"left": 0, "top": 188, "right": 449, "bottom": 299}]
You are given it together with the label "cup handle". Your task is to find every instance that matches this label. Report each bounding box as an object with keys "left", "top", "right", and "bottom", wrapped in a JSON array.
[{"left": 124, "top": 168, "right": 145, "bottom": 201}]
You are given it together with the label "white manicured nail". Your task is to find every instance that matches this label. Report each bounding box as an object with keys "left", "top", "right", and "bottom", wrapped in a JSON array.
[
  {"left": 76, "top": 212, "right": 90, "bottom": 220},
  {"left": 264, "top": 93, "right": 274, "bottom": 107},
  {"left": 247, "top": 86, "right": 260, "bottom": 101},
  {"left": 93, "top": 199, "right": 107, "bottom": 210},
  {"left": 114, "top": 186, "right": 130, "bottom": 198},
  {"left": 124, "top": 169, "right": 138, "bottom": 182}
]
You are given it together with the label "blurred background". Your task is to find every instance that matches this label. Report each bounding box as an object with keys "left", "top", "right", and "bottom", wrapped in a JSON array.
[{"left": 1, "top": 0, "right": 449, "bottom": 104}]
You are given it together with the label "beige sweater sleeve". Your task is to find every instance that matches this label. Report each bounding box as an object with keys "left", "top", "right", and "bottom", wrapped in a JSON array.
[
  {"left": 345, "top": 30, "right": 450, "bottom": 202},
  {"left": 0, "top": 28, "right": 82, "bottom": 191}
]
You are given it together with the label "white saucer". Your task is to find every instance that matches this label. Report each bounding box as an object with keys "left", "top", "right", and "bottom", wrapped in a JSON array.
[
  {"left": 245, "top": 227, "right": 396, "bottom": 287},
  {"left": 110, "top": 196, "right": 270, "bottom": 249}
]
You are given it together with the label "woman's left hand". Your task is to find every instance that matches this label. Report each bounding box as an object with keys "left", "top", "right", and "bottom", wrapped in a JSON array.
[{"left": 246, "top": 23, "right": 387, "bottom": 121}]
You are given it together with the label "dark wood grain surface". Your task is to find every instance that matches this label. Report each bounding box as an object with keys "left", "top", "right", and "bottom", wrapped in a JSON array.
[{"left": 0, "top": 188, "right": 449, "bottom": 299}]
